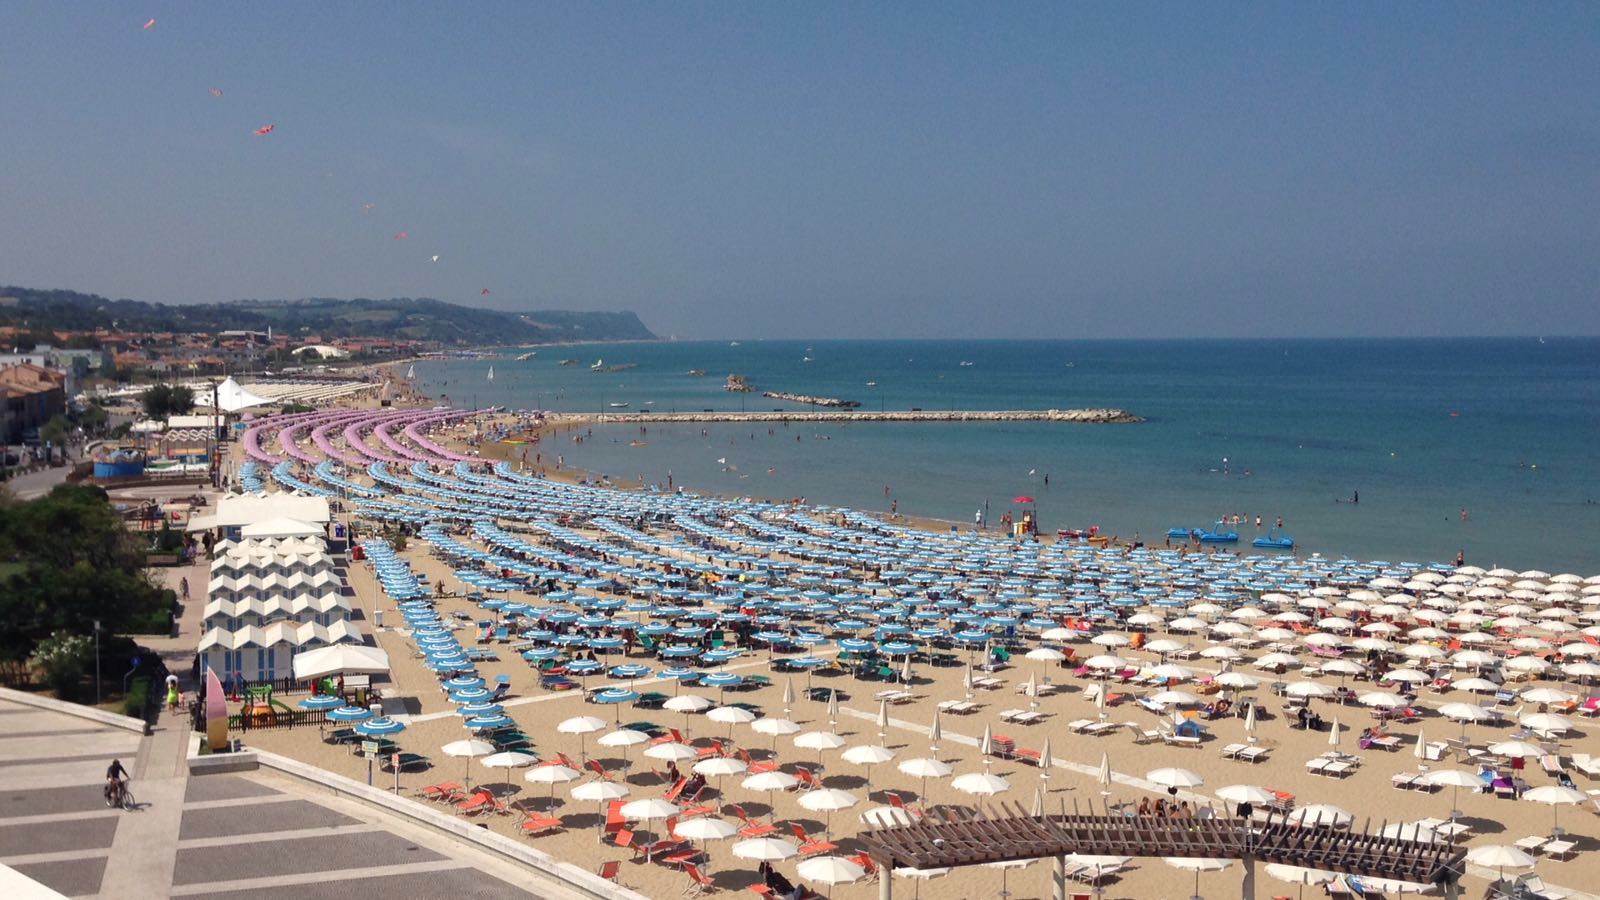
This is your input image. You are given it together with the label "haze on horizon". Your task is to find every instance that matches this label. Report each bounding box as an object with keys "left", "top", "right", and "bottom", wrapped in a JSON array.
[{"left": 2, "top": 3, "right": 1597, "bottom": 340}]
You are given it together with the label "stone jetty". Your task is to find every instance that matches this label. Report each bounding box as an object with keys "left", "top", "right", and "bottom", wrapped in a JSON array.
[
  {"left": 563, "top": 408, "right": 1143, "bottom": 424},
  {"left": 761, "top": 391, "right": 861, "bottom": 408}
]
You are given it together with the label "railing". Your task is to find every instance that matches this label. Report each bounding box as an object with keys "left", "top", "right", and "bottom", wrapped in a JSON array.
[{"left": 231, "top": 708, "right": 329, "bottom": 731}]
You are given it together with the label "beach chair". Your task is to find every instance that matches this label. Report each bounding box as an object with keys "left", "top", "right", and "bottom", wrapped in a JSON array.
[
  {"left": 419, "top": 781, "right": 462, "bottom": 802},
  {"left": 586, "top": 758, "right": 613, "bottom": 781},
  {"left": 454, "top": 788, "right": 496, "bottom": 815},
  {"left": 598, "top": 860, "right": 622, "bottom": 884},
  {"left": 519, "top": 812, "right": 564, "bottom": 836},
  {"left": 1124, "top": 722, "right": 1160, "bottom": 744},
  {"left": 605, "top": 800, "right": 627, "bottom": 834},
  {"left": 1220, "top": 743, "right": 1247, "bottom": 759},
  {"left": 848, "top": 851, "right": 880, "bottom": 882},
  {"left": 381, "top": 752, "right": 429, "bottom": 772},
  {"left": 682, "top": 862, "right": 716, "bottom": 896},
  {"left": 788, "top": 821, "right": 838, "bottom": 856},
  {"left": 1543, "top": 839, "right": 1577, "bottom": 859},
  {"left": 794, "top": 766, "right": 823, "bottom": 792},
  {"left": 731, "top": 805, "right": 776, "bottom": 837}
]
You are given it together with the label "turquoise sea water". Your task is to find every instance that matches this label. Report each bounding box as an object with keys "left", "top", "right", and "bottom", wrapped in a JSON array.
[{"left": 413, "top": 339, "right": 1600, "bottom": 572}]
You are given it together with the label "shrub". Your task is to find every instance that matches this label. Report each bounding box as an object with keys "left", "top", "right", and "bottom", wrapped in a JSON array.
[{"left": 123, "top": 677, "right": 150, "bottom": 718}]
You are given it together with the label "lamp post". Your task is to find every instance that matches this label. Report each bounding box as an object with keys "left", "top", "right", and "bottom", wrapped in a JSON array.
[{"left": 94, "top": 620, "right": 102, "bottom": 705}]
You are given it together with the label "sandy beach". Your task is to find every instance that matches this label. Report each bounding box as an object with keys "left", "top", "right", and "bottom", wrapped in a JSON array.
[{"left": 224, "top": 412, "right": 1600, "bottom": 900}]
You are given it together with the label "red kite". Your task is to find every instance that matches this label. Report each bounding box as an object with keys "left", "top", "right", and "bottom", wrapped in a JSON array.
[
  {"left": 480, "top": 288, "right": 491, "bottom": 295},
  {"left": 253, "top": 124, "right": 275, "bottom": 135},
  {"left": 1012, "top": 495, "right": 1034, "bottom": 504},
  {"left": 143, "top": 18, "right": 156, "bottom": 29},
  {"left": 393, "top": 231, "right": 408, "bottom": 240}
]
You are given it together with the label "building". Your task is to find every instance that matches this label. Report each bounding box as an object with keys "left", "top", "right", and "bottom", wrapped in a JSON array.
[
  {"left": 0, "top": 363, "right": 67, "bottom": 442},
  {"left": 185, "top": 493, "right": 331, "bottom": 543},
  {"left": 197, "top": 533, "right": 361, "bottom": 690}
]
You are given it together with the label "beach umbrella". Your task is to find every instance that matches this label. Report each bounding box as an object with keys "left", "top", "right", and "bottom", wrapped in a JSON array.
[
  {"left": 525, "top": 762, "right": 580, "bottom": 807},
  {"left": 1523, "top": 785, "right": 1584, "bottom": 834},
  {"left": 1165, "top": 857, "right": 1232, "bottom": 900},
  {"left": 675, "top": 816, "right": 739, "bottom": 842},
  {"left": 441, "top": 738, "right": 496, "bottom": 787},
  {"left": 897, "top": 757, "right": 952, "bottom": 803},
  {"left": 1414, "top": 728, "right": 1428, "bottom": 765},
  {"left": 1264, "top": 863, "right": 1338, "bottom": 900},
  {"left": 979, "top": 724, "right": 993, "bottom": 767},
  {"left": 928, "top": 709, "right": 943, "bottom": 752},
  {"left": 1023, "top": 671, "right": 1039, "bottom": 707},
  {"left": 782, "top": 678, "right": 795, "bottom": 714},
  {"left": 1287, "top": 804, "right": 1353, "bottom": 828},
  {"left": 1243, "top": 701, "right": 1258, "bottom": 743},
  {"left": 732, "top": 837, "right": 798, "bottom": 862},
  {"left": 1146, "top": 767, "right": 1203, "bottom": 790},
  {"left": 708, "top": 705, "right": 756, "bottom": 740},
  {"left": 951, "top": 772, "right": 1010, "bottom": 797},
  {"left": 1097, "top": 752, "right": 1113, "bottom": 797},
  {"left": 800, "top": 788, "right": 860, "bottom": 836},
  {"left": 861, "top": 805, "right": 917, "bottom": 828},
  {"left": 1488, "top": 739, "right": 1546, "bottom": 759},
  {"left": 795, "top": 730, "right": 847, "bottom": 766},
  {"left": 1285, "top": 681, "right": 1332, "bottom": 699},
  {"left": 1423, "top": 769, "right": 1481, "bottom": 823},
  {"left": 1519, "top": 712, "right": 1571, "bottom": 737},
  {"left": 1357, "top": 691, "right": 1404, "bottom": 708},
  {"left": 1038, "top": 736, "right": 1053, "bottom": 781},
  {"left": 558, "top": 715, "right": 607, "bottom": 763},
  {"left": 752, "top": 716, "right": 802, "bottom": 753},
  {"left": 842, "top": 744, "right": 895, "bottom": 795},
  {"left": 644, "top": 742, "right": 698, "bottom": 763},
  {"left": 597, "top": 727, "right": 649, "bottom": 769},
  {"left": 1520, "top": 687, "right": 1576, "bottom": 706},
  {"left": 1217, "top": 784, "right": 1274, "bottom": 808},
  {"left": 797, "top": 855, "right": 866, "bottom": 889},
  {"left": 1327, "top": 718, "right": 1341, "bottom": 748},
  {"left": 665, "top": 693, "right": 714, "bottom": 737},
  {"left": 1465, "top": 845, "right": 1537, "bottom": 883},
  {"left": 876, "top": 699, "right": 890, "bottom": 739},
  {"left": 353, "top": 716, "right": 406, "bottom": 737},
  {"left": 591, "top": 687, "right": 639, "bottom": 722},
  {"left": 827, "top": 687, "right": 841, "bottom": 726},
  {"left": 327, "top": 705, "right": 374, "bottom": 722},
  {"left": 299, "top": 695, "right": 344, "bottom": 711}
]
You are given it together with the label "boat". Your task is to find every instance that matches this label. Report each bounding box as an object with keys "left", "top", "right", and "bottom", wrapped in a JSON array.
[
  {"left": 1252, "top": 529, "right": 1295, "bottom": 550},
  {"left": 687, "top": 369, "right": 706, "bottom": 376},
  {"left": 486, "top": 366, "right": 494, "bottom": 382},
  {"left": 405, "top": 364, "right": 415, "bottom": 379},
  {"left": 1195, "top": 520, "right": 1239, "bottom": 543},
  {"left": 959, "top": 361, "right": 974, "bottom": 367},
  {"left": 590, "top": 359, "right": 604, "bottom": 370},
  {"left": 516, "top": 351, "right": 537, "bottom": 361},
  {"left": 559, "top": 359, "right": 578, "bottom": 366},
  {"left": 865, "top": 381, "right": 877, "bottom": 387},
  {"left": 608, "top": 402, "right": 629, "bottom": 409},
  {"left": 729, "top": 341, "right": 741, "bottom": 347},
  {"left": 1166, "top": 527, "right": 1193, "bottom": 540},
  {"left": 801, "top": 356, "right": 814, "bottom": 363}
]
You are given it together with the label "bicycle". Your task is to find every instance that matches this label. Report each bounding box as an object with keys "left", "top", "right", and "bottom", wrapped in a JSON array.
[{"left": 105, "top": 779, "right": 134, "bottom": 811}]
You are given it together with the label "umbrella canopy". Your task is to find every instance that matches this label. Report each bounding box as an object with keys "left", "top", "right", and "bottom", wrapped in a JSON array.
[
  {"left": 644, "top": 742, "right": 699, "bottom": 762},
  {"left": 354, "top": 717, "right": 406, "bottom": 737},
  {"left": 1465, "top": 844, "right": 1537, "bottom": 871},
  {"left": 795, "top": 731, "right": 848, "bottom": 751},
  {"left": 694, "top": 757, "right": 748, "bottom": 777},
  {"left": 665, "top": 694, "right": 714, "bottom": 712},
  {"left": 752, "top": 717, "right": 801, "bottom": 736},
  {"left": 571, "top": 780, "right": 631, "bottom": 801},
  {"left": 1287, "top": 804, "right": 1354, "bottom": 827},
  {"left": 742, "top": 771, "right": 800, "bottom": 792},
  {"left": 800, "top": 788, "right": 860, "bottom": 812},
  {"left": 707, "top": 705, "right": 757, "bottom": 724},
  {"left": 843, "top": 745, "right": 896, "bottom": 765},
  {"left": 526, "top": 763, "right": 581, "bottom": 785},
  {"left": 597, "top": 728, "right": 650, "bottom": 748},
  {"left": 620, "top": 797, "right": 680, "bottom": 820},
  {"left": 1146, "top": 767, "right": 1204, "bottom": 789},
  {"left": 951, "top": 772, "right": 1010, "bottom": 796},
  {"left": 733, "top": 837, "right": 800, "bottom": 861},
  {"left": 675, "top": 817, "right": 739, "bottom": 841},
  {"left": 898, "top": 758, "right": 953, "bottom": 779},
  {"left": 558, "top": 715, "right": 607, "bottom": 734},
  {"left": 481, "top": 750, "right": 537, "bottom": 769},
  {"left": 797, "top": 855, "right": 867, "bottom": 886},
  {"left": 1217, "top": 784, "right": 1275, "bottom": 805},
  {"left": 441, "top": 738, "right": 496, "bottom": 758},
  {"left": 1488, "top": 740, "right": 1546, "bottom": 758}
]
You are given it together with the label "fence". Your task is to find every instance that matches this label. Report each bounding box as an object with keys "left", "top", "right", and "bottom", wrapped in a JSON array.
[{"left": 231, "top": 708, "right": 329, "bottom": 731}]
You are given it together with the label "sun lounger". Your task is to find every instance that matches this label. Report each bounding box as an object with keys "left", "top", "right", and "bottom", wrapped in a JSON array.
[
  {"left": 1391, "top": 772, "right": 1423, "bottom": 790},
  {"left": 1220, "top": 743, "right": 1247, "bottom": 759},
  {"left": 1065, "top": 718, "right": 1096, "bottom": 733},
  {"left": 1160, "top": 730, "right": 1201, "bottom": 748},
  {"left": 1514, "top": 836, "right": 1549, "bottom": 853},
  {"left": 1236, "top": 745, "right": 1270, "bottom": 764},
  {"left": 1542, "top": 839, "right": 1576, "bottom": 860},
  {"left": 936, "top": 699, "right": 978, "bottom": 714}
]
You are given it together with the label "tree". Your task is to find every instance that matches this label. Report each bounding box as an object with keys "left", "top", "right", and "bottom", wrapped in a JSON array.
[
  {"left": 39, "top": 414, "right": 69, "bottom": 448},
  {"left": 77, "top": 403, "right": 109, "bottom": 435},
  {"left": 141, "top": 383, "right": 194, "bottom": 420},
  {"left": 0, "top": 484, "right": 169, "bottom": 662}
]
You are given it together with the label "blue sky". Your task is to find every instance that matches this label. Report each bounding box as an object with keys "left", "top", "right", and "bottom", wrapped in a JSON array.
[{"left": 2, "top": 3, "right": 1596, "bottom": 338}]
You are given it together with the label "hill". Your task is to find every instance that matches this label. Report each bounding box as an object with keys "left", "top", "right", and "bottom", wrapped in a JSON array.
[{"left": 0, "top": 287, "right": 657, "bottom": 345}]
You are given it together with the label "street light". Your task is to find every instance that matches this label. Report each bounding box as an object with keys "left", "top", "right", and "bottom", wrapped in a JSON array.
[{"left": 94, "top": 620, "right": 102, "bottom": 705}]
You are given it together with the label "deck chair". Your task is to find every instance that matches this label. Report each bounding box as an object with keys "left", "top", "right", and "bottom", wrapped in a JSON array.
[
  {"left": 682, "top": 862, "right": 716, "bottom": 897},
  {"left": 788, "top": 821, "right": 838, "bottom": 856},
  {"left": 731, "top": 804, "right": 776, "bottom": 837},
  {"left": 519, "top": 812, "right": 564, "bottom": 836}
]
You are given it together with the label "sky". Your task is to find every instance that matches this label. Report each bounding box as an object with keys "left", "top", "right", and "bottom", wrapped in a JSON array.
[{"left": 2, "top": 3, "right": 1597, "bottom": 339}]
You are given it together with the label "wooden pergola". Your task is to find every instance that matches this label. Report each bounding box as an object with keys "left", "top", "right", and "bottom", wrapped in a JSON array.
[{"left": 858, "top": 801, "right": 1467, "bottom": 900}]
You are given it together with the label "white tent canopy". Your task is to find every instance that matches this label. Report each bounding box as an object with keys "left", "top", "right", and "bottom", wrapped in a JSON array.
[
  {"left": 240, "top": 517, "right": 325, "bottom": 539},
  {"left": 292, "top": 644, "right": 390, "bottom": 681},
  {"left": 211, "top": 376, "right": 274, "bottom": 412}
]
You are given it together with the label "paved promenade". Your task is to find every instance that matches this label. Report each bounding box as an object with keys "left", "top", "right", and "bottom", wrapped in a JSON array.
[{"left": 0, "top": 698, "right": 568, "bottom": 898}]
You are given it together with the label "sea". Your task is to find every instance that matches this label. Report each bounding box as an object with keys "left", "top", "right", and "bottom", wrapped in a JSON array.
[{"left": 412, "top": 338, "right": 1600, "bottom": 573}]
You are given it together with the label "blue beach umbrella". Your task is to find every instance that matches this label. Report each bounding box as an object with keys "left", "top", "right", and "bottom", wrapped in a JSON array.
[
  {"left": 354, "top": 717, "right": 406, "bottom": 737},
  {"left": 457, "top": 701, "right": 505, "bottom": 717},
  {"left": 609, "top": 663, "right": 652, "bottom": 679},
  {"left": 298, "top": 695, "right": 344, "bottom": 711},
  {"left": 449, "top": 687, "right": 493, "bottom": 703},
  {"left": 443, "top": 676, "right": 486, "bottom": 691},
  {"left": 465, "top": 714, "right": 514, "bottom": 730},
  {"left": 327, "top": 706, "right": 373, "bottom": 723}
]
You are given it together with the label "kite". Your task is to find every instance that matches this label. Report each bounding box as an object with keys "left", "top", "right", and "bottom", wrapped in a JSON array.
[
  {"left": 481, "top": 288, "right": 491, "bottom": 295},
  {"left": 393, "top": 231, "right": 408, "bottom": 240},
  {"left": 253, "top": 124, "right": 274, "bottom": 135},
  {"left": 209, "top": 88, "right": 223, "bottom": 97},
  {"left": 361, "top": 202, "right": 375, "bottom": 212},
  {"left": 143, "top": 18, "right": 156, "bottom": 29},
  {"left": 430, "top": 255, "right": 440, "bottom": 262}
]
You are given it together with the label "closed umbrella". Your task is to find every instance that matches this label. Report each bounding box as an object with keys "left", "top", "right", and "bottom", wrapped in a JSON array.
[
  {"left": 782, "top": 678, "right": 795, "bottom": 715},
  {"left": 1098, "top": 753, "right": 1113, "bottom": 797},
  {"left": 928, "top": 709, "right": 943, "bottom": 752},
  {"left": 827, "top": 687, "right": 840, "bottom": 726},
  {"left": 979, "top": 723, "right": 993, "bottom": 767},
  {"left": 876, "top": 698, "right": 890, "bottom": 739},
  {"left": 1038, "top": 737, "right": 1053, "bottom": 781}
]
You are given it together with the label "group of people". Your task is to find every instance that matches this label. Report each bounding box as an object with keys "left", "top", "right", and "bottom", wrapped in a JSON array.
[{"left": 1135, "top": 796, "right": 1198, "bottom": 819}]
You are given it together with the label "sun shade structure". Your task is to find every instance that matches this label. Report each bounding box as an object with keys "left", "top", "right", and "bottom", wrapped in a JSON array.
[{"left": 857, "top": 799, "right": 1466, "bottom": 894}]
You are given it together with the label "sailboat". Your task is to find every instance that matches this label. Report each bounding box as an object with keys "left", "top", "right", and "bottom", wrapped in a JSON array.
[
  {"left": 590, "top": 359, "right": 604, "bottom": 370},
  {"left": 405, "top": 364, "right": 415, "bottom": 379},
  {"left": 486, "top": 366, "right": 495, "bottom": 382}
]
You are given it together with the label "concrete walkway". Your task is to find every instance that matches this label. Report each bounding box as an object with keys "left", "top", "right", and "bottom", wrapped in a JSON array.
[{"left": 97, "top": 704, "right": 191, "bottom": 899}]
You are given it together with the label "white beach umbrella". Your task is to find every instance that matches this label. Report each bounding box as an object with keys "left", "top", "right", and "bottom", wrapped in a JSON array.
[
  {"left": 732, "top": 837, "right": 799, "bottom": 861},
  {"left": 1379, "top": 821, "right": 1441, "bottom": 842},
  {"left": 800, "top": 788, "right": 859, "bottom": 835},
  {"left": 1145, "top": 638, "right": 1185, "bottom": 654},
  {"left": 1146, "top": 767, "right": 1204, "bottom": 790},
  {"left": 644, "top": 742, "right": 698, "bottom": 762},
  {"left": 1217, "top": 784, "right": 1275, "bottom": 806},
  {"left": 1466, "top": 844, "right": 1538, "bottom": 882},
  {"left": 1452, "top": 677, "right": 1499, "bottom": 693},
  {"left": 898, "top": 757, "right": 952, "bottom": 802},
  {"left": 1214, "top": 671, "right": 1259, "bottom": 689},
  {"left": 525, "top": 763, "right": 581, "bottom": 807},
  {"left": 1166, "top": 857, "right": 1233, "bottom": 899},
  {"left": 1097, "top": 752, "right": 1113, "bottom": 796},
  {"left": 675, "top": 816, "right": 739, "bottom": 841},
  {"left": 1327, "top": 718, "right": 1341, "bottom": 748},
  {"left": 1423, "top": 768, "right": 1481, "bottom": 820},
  {"left": 1380, "top": 668, "right": 1430, "bottom": 684},
  {"left": 441, "top": 738, "right": 496, "bottom": 787},
  {"left": 1038, "top": 736, "right": 1053, "bottom": 781},
  {"left": 1200, "top": 645, "right": 1244, "bottom": 660},
  {"left": 927, "top": 708, "right": 943, "bottom": 751},
  {"left": 665, "top": 693, "right": 714, "bottom": 712},
  {"left": 1523, "top": 784, "right": 1585, "bottom": 833},
  {"left": 1287, "top": 804, "right": 1353, "bottom": 827},
  {"left": 876, "top": 698, "right": 890, "bottom": 739},
  {"left": 1264, "top": 863, "right": 1338, "bottom": 900},
  {"left": 742, "top": 770, "right": 799, "bottom": 792},
  {"left": 621, "top": 797, "right": 679, "bottom": 821},
  {"left": 558, "top": 715, "right": 607, "bottom": 762},
  {"left": 1025, "top": 647, "right": 1066, "bottom": 662},
  {"left": 1519, "top": 712, "right": 1571, "bottom": 736},
  {"left": 598, "top": 728, "right": 650, "bottom": 748},
  {"left": 797, "top": 855, "right": 867, "bottom": 886},
  {"left": 951, "top": 771, "right": 1010, "bottom": 796},
  {"left": 1285, "top": 681, "right": 1333, "bottom": 698},
  {"left": 1357, "top": 691, "right": 1404, "bottom": 708},
  {"left": 1151, "top": 690, "right": 1201, "bottom": 707},
  {"left": 572, "top": 779, "right": 630, "bottom": 801},
  {"left": 694, "top": 755, "right": 747, "bottom": 777},
  {"left": 842, "top": 743, "right": 895, "bottom": 794}
]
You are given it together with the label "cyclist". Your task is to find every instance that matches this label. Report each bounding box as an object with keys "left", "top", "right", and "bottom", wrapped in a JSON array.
[{"left": 105, "top": 759, "right": 129, "bottom": 807}]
